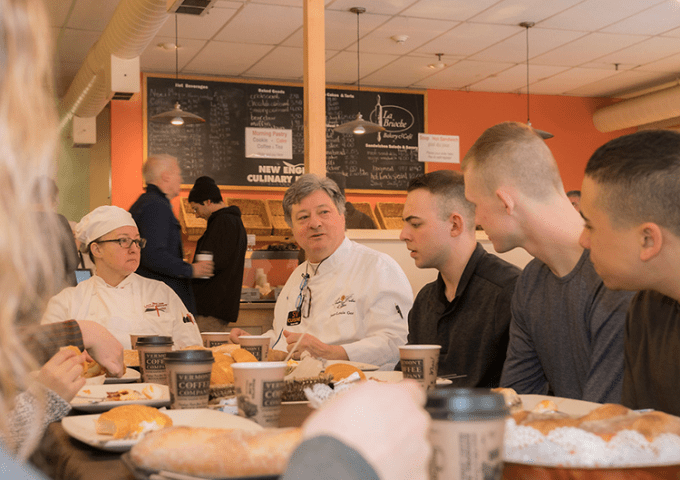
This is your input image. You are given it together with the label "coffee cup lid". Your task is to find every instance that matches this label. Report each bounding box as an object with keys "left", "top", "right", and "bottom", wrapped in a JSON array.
[
  {"left": 135, "top": 336, "right": 173, "bottom": 346},
  {"left": 164, "top": 350, "right": 214, "bottom": 364},
  {"left": 426, "top": 388, "right": 508, "bottom": 421}
]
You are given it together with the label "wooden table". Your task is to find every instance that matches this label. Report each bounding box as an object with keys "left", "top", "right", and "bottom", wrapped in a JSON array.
[{"left": 29, "top": 403, "right": 314, "bottom": 480}]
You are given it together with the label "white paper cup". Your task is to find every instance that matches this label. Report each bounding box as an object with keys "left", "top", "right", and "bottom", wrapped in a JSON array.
[
  {"left": 136, "top": 336, "right": 174, "bottom": 385},
  {"left": 201, "top": 332, "right": 231, "bottom": 348},
  {"left": 195, "top": 251, "right": 213, "bottom": 279},
  {"left": 238, "top": 335, "right": 270, "bottom": 361},
  {"left": 129, "top": 334, "right": 150, "bottom": 350},
  {"left": 399, "top": 344, "right": 441, "bottom": 391},
  {"left": 164, "top": 350, "right": 214, "bottom": 409},
  {"left": 232, "top": 362, "right": 286, "bottom": 428}
]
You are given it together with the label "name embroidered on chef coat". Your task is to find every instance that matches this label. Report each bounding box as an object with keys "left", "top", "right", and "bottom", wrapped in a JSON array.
[
  {"left": 144, "top": 302, "right": 168, "bottom": 316},
  {"left": 331, "top": 294, "right": 355, "bottom": 317}
]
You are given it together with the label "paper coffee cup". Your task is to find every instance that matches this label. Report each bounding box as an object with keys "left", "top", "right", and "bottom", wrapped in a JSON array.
[
  {"left": 165, "top": 350, "right": 214, "bottom": 409},
  {"left": 136, "top": 336, "right": 174, "bottom": 385},
  {"left": 399, "top": 345, "right": 441, "bottom": 391},
  {"left": 195, "top": 251, "right": 213, "bottom": 279},
  {"left": 238, "top": 335, "right": 270, "bottom": 361},
  {"left": 201, "top": 332, "right": 231, "bottom": 348},
  {"left": 129, "top": 334, "right": 149, "bottom": 350},
  {"left": 426, "top": 389, "right": 508, "bottom": 480},
  {"left": 232, "top": 362, "right": 286, "bottom": 428}
]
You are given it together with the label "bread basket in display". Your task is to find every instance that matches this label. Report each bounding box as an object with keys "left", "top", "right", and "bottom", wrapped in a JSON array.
[{"left": 499, "top": 392, "right": 680, "bottom": 478}]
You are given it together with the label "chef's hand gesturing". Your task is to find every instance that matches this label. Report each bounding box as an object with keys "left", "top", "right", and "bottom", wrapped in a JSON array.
[{"left": 283, "top": 330, "right": 348, "bottom": 361}]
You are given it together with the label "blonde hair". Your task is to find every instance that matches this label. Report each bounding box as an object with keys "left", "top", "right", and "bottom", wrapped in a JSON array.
[
  {"left": 462, "top": 122, "right": 564, "bottom": 201},
  {"left": 0, "top": 0, "right": 64, "bottom": 457}
]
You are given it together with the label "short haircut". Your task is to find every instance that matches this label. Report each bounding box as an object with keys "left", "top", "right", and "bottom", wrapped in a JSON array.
[
  {"left": 461, "top": 121, "right": 564, "bottom": 200},
  {"left": 585, "top": 129, "right": 680, "bottom": 236},
  {"left": 143, "top": 154, "right": 177, "bottom": 185},
  {"left": 282, "top": 174, "right": 346, "bottom": 226},
  {"left": 566, "top": 190, "right": 581, "bottom": 198},
  {"left": 407, "top": 170, "right": 475, "bottom": 227}
]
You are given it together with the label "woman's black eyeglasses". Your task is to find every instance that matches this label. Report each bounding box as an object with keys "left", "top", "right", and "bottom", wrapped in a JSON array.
[{"left": 95, "top": 237, "right": 147, "bottom": 249}]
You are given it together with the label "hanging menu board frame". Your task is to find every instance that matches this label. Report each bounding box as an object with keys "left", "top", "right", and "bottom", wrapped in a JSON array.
[{"left": 143, "top": 73, "right": 427, "bottom": 193}]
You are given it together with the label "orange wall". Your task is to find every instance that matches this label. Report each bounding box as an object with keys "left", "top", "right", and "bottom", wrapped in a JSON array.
[{"left": 110, "top": 87, "right": 634, "bottom": 214}]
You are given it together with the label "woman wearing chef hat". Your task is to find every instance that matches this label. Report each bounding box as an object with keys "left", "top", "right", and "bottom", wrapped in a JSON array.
[{"left": 41, "top": 205, "right": 203, "bottom": 350}]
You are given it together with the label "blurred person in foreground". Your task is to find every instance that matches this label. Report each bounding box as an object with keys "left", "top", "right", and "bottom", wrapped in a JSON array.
[
  {"left": 188, "top": 176, "right": 247, "bottom": 331},
  {"left": 567, "top": 189, "right": 581, "bottom": 212},
  {"left": 129, "top": 154, "right": 214, "bottom": 316},
  {"left": 579, "top": 129, "right": 680, "bottom": 416},
  {"left": 461, "top": 122, "right": 633, "bottom": 404},
  {"left": 230, "top": 174, "right": 411, "bottom": 370},
  {"left": 283, "top": 381, "right": 431, "bottom": 480},
  {"left": 42, "top": 206, "right": 203, "bottom": 350},
  {"left": 0, "top": 0, "right": 123, "bottom": 470},
  {"left": 399, "top": 170, "right": 520, "bottom": 385}
]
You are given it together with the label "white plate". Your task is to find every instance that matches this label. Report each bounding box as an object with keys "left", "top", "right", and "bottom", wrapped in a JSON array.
[
  {"left": 104, "top": 369, "right": 141, "bottom": 384},
  {"left": 366, "top": 371, "right": 453, "bottom": 385},
  {"left": 324, "top": 360, "right": 379, "bottom": 371},
  {"left": 71, "top": 383, "right": 170, "bottom": 413},
  {"left": 62, "top": 408, "right": 263, "bottom": 452}
]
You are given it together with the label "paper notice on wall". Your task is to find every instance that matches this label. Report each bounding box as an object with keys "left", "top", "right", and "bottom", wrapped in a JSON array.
[
  {"left": 417, "top": 133, "right": 460, "bottom": 164},
  {"left": 245, "top": 127, "right": 293, "bottom": 159}
]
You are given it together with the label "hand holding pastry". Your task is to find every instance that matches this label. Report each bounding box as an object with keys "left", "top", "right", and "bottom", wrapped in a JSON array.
[
  {"left": 76, "top": 320, "right": 125, "bottom": 377},
  {"left": 35, "top": 348, "right": 87, "bottom": 402}
]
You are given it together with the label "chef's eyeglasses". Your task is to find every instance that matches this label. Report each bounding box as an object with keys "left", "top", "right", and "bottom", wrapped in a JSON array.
[
  {"left": 95, "top": 237, "right": 147, "bottom": 249},
  {"left": 295, "top": 273, "right": 312, "bottom": 318}
]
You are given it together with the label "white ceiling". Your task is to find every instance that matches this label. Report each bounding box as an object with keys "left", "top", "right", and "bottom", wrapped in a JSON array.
[{"left": 49, "top": 0, "right": 680, "bottom": 99}]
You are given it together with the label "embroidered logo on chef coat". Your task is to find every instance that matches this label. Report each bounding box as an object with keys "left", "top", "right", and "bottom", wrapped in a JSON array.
[
  {"left": 331, "top": 294, "right": 355, "bottom": 317},
  {"left": 144, "top": 302, "right": 168, "bottom": 316}
]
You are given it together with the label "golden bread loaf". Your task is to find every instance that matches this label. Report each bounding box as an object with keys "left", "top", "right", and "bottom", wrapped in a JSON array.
[
  {"left": 231, "top": 348, "right": 258, "bottom": 363},
  {"left": 96, "top": 405, "right": 172, "bottom": 439},
  {"left": 267, "top": 349, "right": 288, "bottom": 362},
  {"left": 211, "top": 351, "right": 235, "bottom": 385},
  {"left": 324, "top": 363, "right": 366, "bottom": 381},
  {"left": 130, "top": 426, "right": 302, "bottom": 477},
  {"left": 124, "top": 349, "right": 140, "bottom": 367},
  {"left": 513, "top": 403, "right": 680, "bottom": 442}
]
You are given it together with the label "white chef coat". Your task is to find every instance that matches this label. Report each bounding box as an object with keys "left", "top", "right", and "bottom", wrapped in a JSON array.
[
  {"left": 266, "top": 237, "right": 412, "bottom": 370},
  {"left": 41, "top": 273, "right": 202, "bottom": 349}
]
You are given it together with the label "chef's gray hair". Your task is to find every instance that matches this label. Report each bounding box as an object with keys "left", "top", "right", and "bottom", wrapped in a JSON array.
[{"left": 282, "top": 174, "right": 346, "bottom": 227}]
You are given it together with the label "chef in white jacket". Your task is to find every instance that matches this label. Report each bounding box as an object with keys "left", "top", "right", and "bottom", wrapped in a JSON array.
[
  {"left": 230, "top": 174, "right": 412, "bottom": 370},
  {"left": 41, "top": 206, "right": 203, "bottom": 349}
]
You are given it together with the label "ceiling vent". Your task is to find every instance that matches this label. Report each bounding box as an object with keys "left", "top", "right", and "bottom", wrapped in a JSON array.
[{"left": 167, "top": 0, "right": 218, "bottom": 16}]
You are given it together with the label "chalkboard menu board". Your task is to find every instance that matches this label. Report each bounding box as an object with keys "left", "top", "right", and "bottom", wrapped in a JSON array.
[{"left": 145, "top": 75, "right": 425, "bottom": 191}]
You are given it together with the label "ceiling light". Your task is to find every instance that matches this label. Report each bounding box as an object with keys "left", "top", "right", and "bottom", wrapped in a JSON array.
[
  {"left": 334, "top": 7, "right": 385, "bottom": 136},
  {"left": 428, "top": 53, "right": 445, "bottom": 69},
  {"left": 150, "top": 15, "right": 205, "bottom": 126},
  {"left": 520, "top": 22, "right": 552, "bottom": 140}
]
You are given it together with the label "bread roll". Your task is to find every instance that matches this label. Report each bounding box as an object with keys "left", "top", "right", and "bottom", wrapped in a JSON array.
[
  {"left": 211, "top": 351, "right": 235, "bottom": 385},
  {"left": 325, "top": 363, "right": 366, "bottom": 381},
  {"left": 96, "top": 405, "right": 172, "bottom": 439},
  {"left": 130, "top": 426, "right": 302, "bottom": 477},
  {"left": 60, "top": 346, "right": 86, "bottom": 375},
  {"left": 231, "top": 348, "right": 258, "bottom": 363}
]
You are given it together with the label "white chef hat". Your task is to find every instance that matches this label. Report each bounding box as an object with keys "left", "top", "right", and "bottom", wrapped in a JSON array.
[{"left": 76, "top": 206, "right": 137, "bottom": 251}]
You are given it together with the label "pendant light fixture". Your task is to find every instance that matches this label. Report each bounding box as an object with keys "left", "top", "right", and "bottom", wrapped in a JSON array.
[
  {"left": 519, "top": 22, "right": 552, "bottom": 140},
  {"left": 150, "top": 15, "right": 205, "bottom": 126},
  {"left": 333, "top": 7, "right": 385, "bottom": 136}
]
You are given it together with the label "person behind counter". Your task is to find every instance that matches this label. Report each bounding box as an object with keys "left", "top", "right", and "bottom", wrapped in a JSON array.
[
  {"left": 188, "top": 176, "right": 247, "bottom": 331},
  {"left": 579, "top": 130, "right": 680, "bottom": 417},
  {"left": 461, "top": 121, "right": 634, "bottom": 404},
  {"left": 399, "top": 170, "right": 520, "bottom": 385},
  {"left": 41, "top": 206, "right": 203, "bottom": 350},
  {"left": 230, "top": 174, "right": 412, "bottom": 370},
  {"left": 0, "top": 0, "right": 122, "bottom": 471},
  {"left": 129, "top": 154, "right": 214, "bottom": 315},
  {"left": 326, "top": 173, "right": 377, "bottom": 229}
]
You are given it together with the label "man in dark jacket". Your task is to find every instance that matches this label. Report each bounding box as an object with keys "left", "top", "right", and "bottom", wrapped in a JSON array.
[
  {"left": 399, "top": 170, "right": 521, "bottom": 387},
  {"left": 188, "top": 176, "right": 247, "bottom": 330},
  {"left": 129, "top": 154, "right": 213, "bottom": 315}
]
